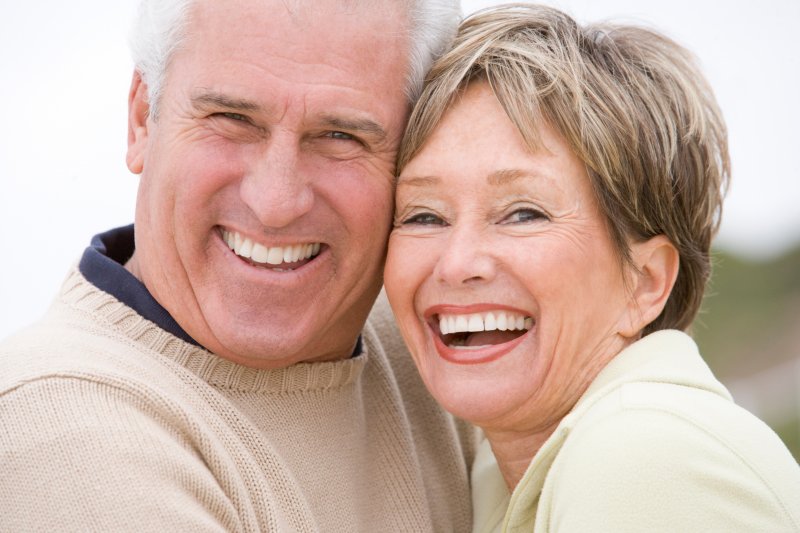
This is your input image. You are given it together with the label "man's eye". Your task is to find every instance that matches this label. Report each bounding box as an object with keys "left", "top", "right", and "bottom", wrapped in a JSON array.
[
  {"left": 403, "top": 212, "right": 445, "bottom": 226},
  {"left": 326, "top": 131, "right": 356, "bottom": 142},
  {"left": 504, "top": 208, "right": 548, "bottom": 224},
  {"left": 216, "top": 112, "right": 249, "bottom": 122}
]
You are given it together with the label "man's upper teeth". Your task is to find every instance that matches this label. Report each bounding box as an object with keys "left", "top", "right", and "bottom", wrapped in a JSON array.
[
  {"left": 439, "top": 311, "right": 533, "bottom": 335},
  {"left": 222, "top": 230, "right": 321, "bottom": 265}
]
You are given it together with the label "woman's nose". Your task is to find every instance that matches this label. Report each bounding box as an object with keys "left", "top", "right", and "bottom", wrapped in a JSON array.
[{"left": 433, "top": 225, "right": 497, "bottom": 287}]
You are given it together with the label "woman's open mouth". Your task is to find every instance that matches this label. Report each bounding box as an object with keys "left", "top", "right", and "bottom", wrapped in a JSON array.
[{"left": 430, "top": 310, "right": 534, "bottom": 364}]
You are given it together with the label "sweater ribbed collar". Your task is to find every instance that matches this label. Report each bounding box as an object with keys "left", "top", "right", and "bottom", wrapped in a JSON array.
[{"left": 67, "top": 231, "right": 367, "bottom": 394}]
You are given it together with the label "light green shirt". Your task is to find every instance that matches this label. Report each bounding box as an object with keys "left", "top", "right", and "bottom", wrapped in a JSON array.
[{"left": 472, "top": 330, "right": 800, "bottom": 533}]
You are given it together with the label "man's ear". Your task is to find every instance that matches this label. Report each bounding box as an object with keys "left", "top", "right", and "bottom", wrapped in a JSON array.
[
  {"left": 618, "top": 235, "right": 680, "bottom": 338},
  {"left": 126, "top": 70, "right": 150, "bottom": 175}
]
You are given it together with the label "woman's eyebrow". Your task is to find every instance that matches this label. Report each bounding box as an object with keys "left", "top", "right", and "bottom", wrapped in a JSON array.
[
  {"left": 488, "top": 168, "right": 540, "bottom": 186},
  {"left": 396, "top": 175, "right": 440, "bottom": 188}
]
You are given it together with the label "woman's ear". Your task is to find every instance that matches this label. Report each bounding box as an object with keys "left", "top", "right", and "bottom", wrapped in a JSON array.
[
  {"left": 618, "top": 235, "right": 680, "bottom": 338},
  {"left": 126, "top": 70, "right": 150, "bottom": 175}
]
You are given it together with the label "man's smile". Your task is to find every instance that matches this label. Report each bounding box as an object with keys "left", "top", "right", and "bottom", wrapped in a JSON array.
[{"left": 221, "top": 228, "right": 322, "bottom": 271}]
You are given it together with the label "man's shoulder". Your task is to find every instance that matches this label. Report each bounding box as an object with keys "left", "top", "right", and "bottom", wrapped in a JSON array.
[
  {"left": 364, "top": 288, "right": 481, "bottom": 461},
  {"left": 364, "top": 289, "right": 424, "bottom": 387},
  {"left": 363, "top": 289, "right": 432, "bottom": 398},
  {"left": 365, "top": 289, "right": 406, "bottom": 354},
  {"left": 0, "top": 313, "right": 282, "bottom": 533},
  {"left": 1, "top": 306, "right": 117, "bottom": 386},
  {"left": 0, "top": 276, "right": 190, "bottom": 404}
]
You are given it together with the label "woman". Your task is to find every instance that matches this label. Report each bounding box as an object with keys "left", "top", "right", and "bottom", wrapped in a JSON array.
[{"left": 384, "top": 5, "right": 800, "bottom": 532}]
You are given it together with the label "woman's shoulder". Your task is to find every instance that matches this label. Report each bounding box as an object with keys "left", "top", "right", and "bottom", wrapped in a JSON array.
[{"left": 540, "top": 379, "right": 800, "bottom": 532}]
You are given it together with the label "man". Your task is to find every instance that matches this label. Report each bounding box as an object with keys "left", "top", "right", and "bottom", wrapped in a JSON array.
[{"left": 0, "top": 0, "right": 477, "bottom": 530}]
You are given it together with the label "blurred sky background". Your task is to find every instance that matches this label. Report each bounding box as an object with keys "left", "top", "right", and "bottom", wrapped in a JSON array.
[{"left": 2, "top": 2, "right": 799, "bottom": 338}]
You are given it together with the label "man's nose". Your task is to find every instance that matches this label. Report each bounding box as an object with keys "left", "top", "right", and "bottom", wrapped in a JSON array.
[{"left": 239, "top": 136, "right": 314, "bottom": 229}]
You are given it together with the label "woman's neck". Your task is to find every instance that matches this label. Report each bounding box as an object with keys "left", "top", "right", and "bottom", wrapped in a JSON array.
[{"left": 483, "top": 423, "right": 560, "bottom": 490}]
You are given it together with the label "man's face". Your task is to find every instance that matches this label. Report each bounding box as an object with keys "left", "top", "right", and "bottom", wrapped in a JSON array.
[{"left": 125, "top": 0, "right": 409, "bottom": 368}]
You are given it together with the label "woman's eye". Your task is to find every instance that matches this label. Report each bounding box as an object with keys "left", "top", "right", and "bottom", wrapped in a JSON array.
[
  {"left": 403, "top": 212, "right": 445, "bottom": 226},
  {"left": 504, "top": 208, "right": 547, "bottom": 224}
]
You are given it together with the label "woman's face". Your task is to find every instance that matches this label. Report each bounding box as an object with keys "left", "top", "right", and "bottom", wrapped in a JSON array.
[{"left": 385, "top": 82, "right": 637, "bottom": 433}]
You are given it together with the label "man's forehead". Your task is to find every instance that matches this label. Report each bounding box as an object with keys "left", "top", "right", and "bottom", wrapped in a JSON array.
[
  {"left": 179, "top": 0, "right": 409, "bottom": 75},
  {"left": 188, "top": 0, "right": 406, "bottom": 27},
  {"left": 166, "top": 0, "right": 411, "bottom": 139}
]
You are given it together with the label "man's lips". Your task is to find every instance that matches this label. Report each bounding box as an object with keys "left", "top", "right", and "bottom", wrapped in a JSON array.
[{"left": 221, "top": 228, "right": 323, "bottom": 271}]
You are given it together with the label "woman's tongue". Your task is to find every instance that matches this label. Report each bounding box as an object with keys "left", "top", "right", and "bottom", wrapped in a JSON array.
[{"left": 457, "top": 330, "right": 523, "bottom": 347}]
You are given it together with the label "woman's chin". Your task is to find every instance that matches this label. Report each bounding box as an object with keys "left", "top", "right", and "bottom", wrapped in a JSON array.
[
  {"left": 412, "top": 332, "right": 540, "bottom": 426},
  {"left": 418, "top": 362, "right": 523, "bottom": 427}
]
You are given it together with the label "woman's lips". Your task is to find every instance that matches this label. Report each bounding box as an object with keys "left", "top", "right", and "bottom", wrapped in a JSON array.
[{"left": 424, "top": 306, "right": 534, "bottom": 365}]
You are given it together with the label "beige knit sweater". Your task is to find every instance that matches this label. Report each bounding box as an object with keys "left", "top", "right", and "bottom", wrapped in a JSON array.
[{"left": 0, "top": 268, "right": 478, "bottom": 532}]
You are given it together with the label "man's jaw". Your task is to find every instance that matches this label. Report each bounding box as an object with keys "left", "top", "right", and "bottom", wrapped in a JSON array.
[{"left": 221, "top": 228, "right": 323, "bottom": 271}]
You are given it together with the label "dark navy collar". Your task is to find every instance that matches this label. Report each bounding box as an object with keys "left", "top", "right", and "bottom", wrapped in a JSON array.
[
  {"left": 78, "top": 225, "right": 362, "bottom": 357},
  {"left": 78, "top": 225, "right": 200, "bottom": 346}
]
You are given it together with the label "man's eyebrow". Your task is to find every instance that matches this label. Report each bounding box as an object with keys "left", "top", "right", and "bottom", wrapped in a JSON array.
[
  {"left": 191, "top": 91, "right": 261, "bottom": 112},
  {"left": 320, "top": 115, "right": 387, "bottom": 142}
]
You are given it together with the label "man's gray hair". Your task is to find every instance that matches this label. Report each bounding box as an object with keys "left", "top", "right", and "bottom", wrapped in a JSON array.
[{"left": 129, "top": 0, "right": 461, "bottom": 116}]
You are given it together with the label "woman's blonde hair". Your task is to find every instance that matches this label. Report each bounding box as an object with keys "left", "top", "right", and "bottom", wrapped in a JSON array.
[{"left": 399, "top": 3, "right": 730, "bottom": 334}]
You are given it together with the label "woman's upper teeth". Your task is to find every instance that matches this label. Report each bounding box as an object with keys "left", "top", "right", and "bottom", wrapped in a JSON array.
[
  {"left": 222, "top": 230, "right": 321, "bottom": 265},
  {"left": 439, "top": 311, "right": 533, "bottom": 335}
]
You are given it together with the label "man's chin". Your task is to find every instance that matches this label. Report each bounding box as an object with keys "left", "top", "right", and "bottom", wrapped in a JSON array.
[{"left": 196, "top": 317, "right": 352, "bottom": 369}]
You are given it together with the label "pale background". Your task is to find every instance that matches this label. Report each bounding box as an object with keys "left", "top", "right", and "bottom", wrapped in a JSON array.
[{"left": 2, "top": 0, "right": 799, "bottom": 374}]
